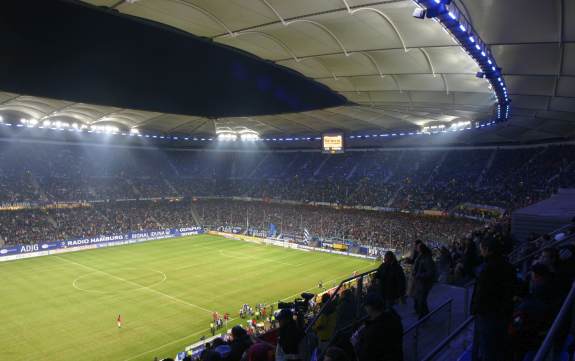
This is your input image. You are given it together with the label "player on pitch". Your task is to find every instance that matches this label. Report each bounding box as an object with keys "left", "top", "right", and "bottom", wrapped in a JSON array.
[{"left": 117, "top": 314, "right": 122, "bottom": 328}]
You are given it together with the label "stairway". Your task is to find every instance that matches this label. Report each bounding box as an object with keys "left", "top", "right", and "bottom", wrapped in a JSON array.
[
  {"left": 475, "top": 148, "right": 497, "bottom": 186},
  {"left": 248, "top": 153, "right": 269, "bottom": 178},
  {"left": 386, "top": 184, "right": 404, "bottom": 207},
  {"left": 425, "top": 152, "right": 448, "bottom": 186},
  {"left": 125, "top": 178, "right": 141, "bottom": 197},
  {"left": 346, "top": 164, "right": 358, "bottom": 180},
  {"left": 163, "top": 177, "right": 180, "bottom": 196},
  {"left": 313, "top": 154, "right": 331, "bottom": 177},
  {"left": 385, "top": 151, "right": 405, "bottom": 183},
  {"left": 166, "top": 158, "right": 181, "bottom": 177},
  {"left": 190, "top": 202, "right": 203, "bottom": 226},
  {"left": 28, "top": 172, "right": 49, "bottom": 201}
]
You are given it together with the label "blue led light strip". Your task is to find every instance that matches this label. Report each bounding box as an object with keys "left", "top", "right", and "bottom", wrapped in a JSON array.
[{"left": 413, "top": 0, "right": 510, "bottom": 122}]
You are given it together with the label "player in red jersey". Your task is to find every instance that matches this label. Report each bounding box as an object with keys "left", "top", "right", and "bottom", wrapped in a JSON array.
[
  {"left": 224, "top": 312, "right": 229, "bottom": 328},
  {"left": 117, "top": 315, "right": 122, "bottom": 328}
]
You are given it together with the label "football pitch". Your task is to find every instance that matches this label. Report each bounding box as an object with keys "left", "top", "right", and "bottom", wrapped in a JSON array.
[{"left": 0, "top": 234, "right": 375, "bottom": 361}]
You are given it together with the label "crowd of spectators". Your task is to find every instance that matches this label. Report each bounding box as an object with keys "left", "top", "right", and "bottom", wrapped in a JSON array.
[
  {"left": 0, "top": 198, "right": 481, "bottom": 253},
  {"left": 0, "top": 142, "right": 574, "bottom": 214},
  {"left": 197, "top": 199, "right": 481, "bottom": 254},
  {"left": 0, "top": 200, "right": 196, "bottom": 245},
  {"left": 299, "top": 220, "right": 575, "bottom": 361}
]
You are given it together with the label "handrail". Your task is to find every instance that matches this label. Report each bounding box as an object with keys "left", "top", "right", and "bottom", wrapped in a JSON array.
[
  {"left": 423, "top": 224, "right": 574, "bottom": 361},
  {"left": 403, "top": 298, "right": 453, "bottom": 334},
  {"left": 533, "top": 281, "right": 575, "bottom": 361},
  {"left": 513, "top": 231, "right": 575, "bottom": 267},
  {"left": 421, "top": 316, "right": 476, "bottom": 361},
  {"left": 509, "top": 223, "right": 573, "bottom": 261},
  {"left": 304, "top": 268, "right": 378, "bottom": 334}
]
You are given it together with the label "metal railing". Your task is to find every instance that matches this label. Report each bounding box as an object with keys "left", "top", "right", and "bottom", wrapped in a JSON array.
[
  {"left": 305, "top": 268, "right": 378, "bottom": 335},
  {"left": 421, "top": 316, "right": 476, "bottom": 361},
  {"left": 403, "top": 298, "right": 454, "bottom": 361},
  {"left": 533, "top": 281, "right": 575, "bottom": 361},
  {"left": 461, "top": 280, "right": 475, "bottom": 319},
  {"left": 514, "top": 232, "right": 575, "bottom": 277},
  {"left": 509, "top": 223, "right": 573, "bottom": 265},
  {"left": 426, "top": 227, "right": 575, "bottom": 361},
  {"left": 316, "top": 297, "right": 455, "bottom": 361}
]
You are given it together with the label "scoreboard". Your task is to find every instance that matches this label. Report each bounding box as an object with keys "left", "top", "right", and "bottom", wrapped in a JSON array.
[{"left": 322, "top": 134, "right": 344, "bottom": 154}]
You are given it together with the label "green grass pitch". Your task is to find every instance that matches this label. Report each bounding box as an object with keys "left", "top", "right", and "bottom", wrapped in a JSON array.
[{"left": 0, "top": 234, "right": 376, "bottom": 361}]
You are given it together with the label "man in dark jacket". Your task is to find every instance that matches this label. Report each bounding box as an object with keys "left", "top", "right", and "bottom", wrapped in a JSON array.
[
  {"left": 276, "top": 309, "right": 304, "bottom": 361},
  {"left": 352, "top": 292, "right": 403, "bottom": 361},
  {"left": 413, "top": 243, "right": 436, "bottom": 319},
  {"left": 470, "top": 237, "right": 516, "bottom": 361},
  {"left": 376, "top": 251, "right": 406, "bottom": 308}
]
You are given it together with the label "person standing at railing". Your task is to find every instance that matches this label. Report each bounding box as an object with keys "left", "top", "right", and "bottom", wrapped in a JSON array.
[
  {"left": 413, "top": 243, "right": 436, "bottom": 319},
  {"left": 470, "top": 237, "right": 516, "bottom": 361},
  {"left": 376, "top": 251, "right": 406, "bottom": 309},
  {"left": 405, "top": 240, "right": 423, "bottom": 313}
]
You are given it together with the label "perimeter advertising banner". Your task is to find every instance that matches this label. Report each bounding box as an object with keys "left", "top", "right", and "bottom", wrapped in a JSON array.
[{"left": 0, "top": 226, "right": 204, "bottom": 262}]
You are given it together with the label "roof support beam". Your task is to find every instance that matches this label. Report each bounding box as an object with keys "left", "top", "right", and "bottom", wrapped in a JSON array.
[
  {"left": 165, "top": 118, "right": 205, "bottom": 133},
  {"left": 341, "top": 0, "right": 408, "bottom": 52},
  {"left": 548, "top": 0, "right": 565, "bottom": 111},
  {"left": 0, "top": 95, "right": 22, "bottom": 105}
]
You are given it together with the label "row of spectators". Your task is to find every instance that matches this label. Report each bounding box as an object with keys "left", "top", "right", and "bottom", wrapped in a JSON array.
[
  {"left": 0, "top": 200, "right": 195, "bottom": 245},
  {"left": 1, "top": 142, "right": 574, "bottom": 212},
  {"left": 197, "top": 199, "right": 481, "bottom": 255},
  {"left": 301, "top": 220, "right": 575, "bottom": 361},
  {"left": 0, "top": 199, "right": 481, "bottom": 254}
]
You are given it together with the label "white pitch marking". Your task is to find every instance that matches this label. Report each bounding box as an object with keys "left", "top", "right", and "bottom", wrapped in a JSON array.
[
  {"left": 72, "top": 268, "right": 167, "bottom": 294},
  {"left": 55, "top": 256, "right": 214, "bottom": 314},
  {"left": 218, "top": 249, "right": 297, "bottom": 266},
  {"left": 121, "top": 263, "right": 375, "bottom": 361}
]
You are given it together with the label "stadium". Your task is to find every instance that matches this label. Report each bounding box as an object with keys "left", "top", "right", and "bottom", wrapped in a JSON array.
[{"left": 1, "top": 0, "right": 574, "bottom": 360}]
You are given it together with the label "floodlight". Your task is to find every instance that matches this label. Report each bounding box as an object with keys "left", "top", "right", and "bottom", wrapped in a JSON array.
[{"left": 412, "top": 8, "right": 426, "bottom": 19}]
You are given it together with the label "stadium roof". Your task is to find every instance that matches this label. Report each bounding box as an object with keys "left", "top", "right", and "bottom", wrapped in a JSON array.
[
  {"left": 0, "top": 90, "right": 491, "bottom": 135},
  {"left": 0, "top": 0, "right": 573, "bottom": 143}
]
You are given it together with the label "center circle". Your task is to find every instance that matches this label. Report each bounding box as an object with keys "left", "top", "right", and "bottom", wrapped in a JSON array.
[{"left": 74, "top": 268, "right": 166, "bottom": 293}]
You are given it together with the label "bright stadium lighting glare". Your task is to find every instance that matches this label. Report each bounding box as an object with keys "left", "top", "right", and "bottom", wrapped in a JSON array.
[
  {"left": 459, "top": 24, "right": 466, "bottom": 32},
  {"left": 217, "top": 132, "right": 237, "bottom": 141},
  {"left": 130, "top": 128, "right": 140, "bottom": 135}
]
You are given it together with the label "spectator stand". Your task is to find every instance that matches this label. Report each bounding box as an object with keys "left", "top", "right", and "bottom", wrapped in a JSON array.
[
  {"left": 303, "top": 268, "right": 466, "bottom": 361},
  {"left": 422, "top": 223, "right": 575, "bottom": 361}
]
